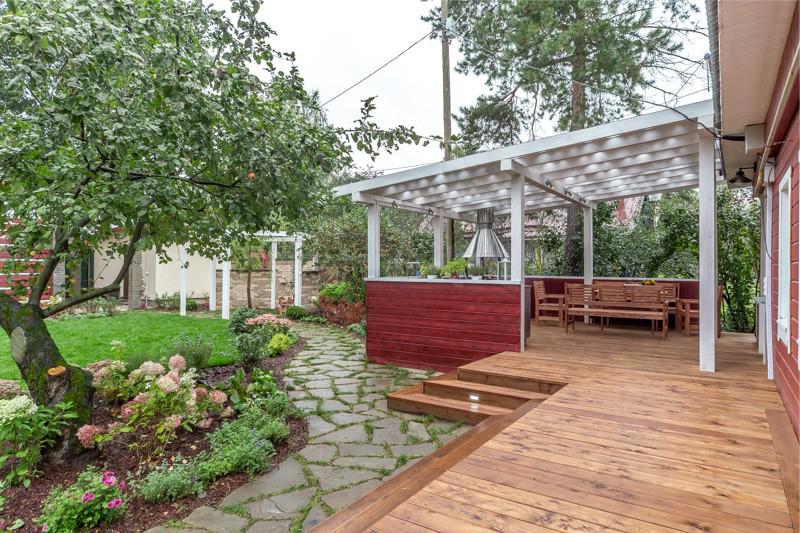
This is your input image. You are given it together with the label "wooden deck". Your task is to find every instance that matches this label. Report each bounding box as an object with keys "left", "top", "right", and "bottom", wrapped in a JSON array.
[{"left": 313, "top": 323, "right": 799, "bottom": 533}]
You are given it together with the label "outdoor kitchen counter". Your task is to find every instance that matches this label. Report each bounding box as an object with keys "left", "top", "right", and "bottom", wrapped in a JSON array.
[{"left": 364, "top": 279, "right": 530, "bottom": 372}]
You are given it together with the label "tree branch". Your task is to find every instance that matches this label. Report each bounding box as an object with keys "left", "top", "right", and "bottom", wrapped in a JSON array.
[
  {"left": 42, "top": 218, "right": 147, "bottom": 317},
  {"left": 28, "top": 216, "right": 93, "bottom": 305}
]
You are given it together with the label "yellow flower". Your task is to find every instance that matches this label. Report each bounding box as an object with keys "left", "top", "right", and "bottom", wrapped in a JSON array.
[{"left": 47, "top": 366, "right": 66, "bottom": 377}]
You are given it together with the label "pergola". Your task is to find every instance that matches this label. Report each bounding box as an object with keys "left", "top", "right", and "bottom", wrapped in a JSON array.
[
  {"left": 335, "top": 100, "right": 724, "bottom": 371},
  {"left": 178, "top": 231, "right": 305, "bottom": 320}
]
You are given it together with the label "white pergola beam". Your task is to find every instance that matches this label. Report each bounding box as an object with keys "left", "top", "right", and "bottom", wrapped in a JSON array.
[
  {"left": 351, "top": 192, "right": 475, "bottom": 222},
  {"left": 552, "top": 155, "right": 700, "bottom": 187},
  {"left": 408, "top": 177, "right": 512, "bottom": 206},
  {"left": 504, "top": 159, "right": 591, "bottom": 208},
  {"left": 370, "top": 162, "right": 503, "bottom": 197},
  {"left": 698, "top": 125, "right": 717, "bottom": 372},
  {"left": 433, "top": 214, "right": 444, "bottom": 267}
]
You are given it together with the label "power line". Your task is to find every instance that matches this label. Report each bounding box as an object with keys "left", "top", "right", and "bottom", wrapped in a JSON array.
[{"left": 321, "top": 30, "right": 434, "bottom": 107}]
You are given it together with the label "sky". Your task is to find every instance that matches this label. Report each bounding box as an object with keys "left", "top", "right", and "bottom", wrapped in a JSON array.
[{"left": 211, "top": 0, "right": 711, "bottom": 174}]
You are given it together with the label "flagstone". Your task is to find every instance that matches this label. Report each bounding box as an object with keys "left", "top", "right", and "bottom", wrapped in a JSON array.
[
  {"left": 307, "top": 465, "right": 377, "bottom": 491},
  {"left": 322, "top": 479, "right": 382, "bottom": 510}
]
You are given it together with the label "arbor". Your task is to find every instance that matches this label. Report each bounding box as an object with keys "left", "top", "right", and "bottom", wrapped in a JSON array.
[
  {"left": 0, "top": 0, "right": 418, "bottom": 441},
  {"left": 431, "top": 0, "right": 700, "bottom": 272}
]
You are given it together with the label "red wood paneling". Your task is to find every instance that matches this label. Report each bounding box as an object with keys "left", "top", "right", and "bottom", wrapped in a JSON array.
[
  {"left": 770, "top": 109, "right": 799, "bottom": 440},
  {"left": 366, "top": 281, "right": 524, "bottom": 372}
]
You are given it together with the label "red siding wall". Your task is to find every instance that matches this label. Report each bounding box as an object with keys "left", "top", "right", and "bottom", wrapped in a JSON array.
[
  {"left": 770, "top": 111, "right": 799, "bottom": 440},
  {"left": 0, "top": 233, "right": 52, "bottom": 298},
  {"left": 366, "top": 281, "right": 523, "bottom": 372}
]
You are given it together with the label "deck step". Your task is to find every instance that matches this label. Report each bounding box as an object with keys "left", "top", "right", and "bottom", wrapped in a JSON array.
[
  {"left": 423, "top": 379, "right": 549, "bottom": 409},
  {"left": 387, "top": 392, "right": 512, "bottom": 424},
  {"left": 458, "top": 367, "right": 565, "bottom": 394}
]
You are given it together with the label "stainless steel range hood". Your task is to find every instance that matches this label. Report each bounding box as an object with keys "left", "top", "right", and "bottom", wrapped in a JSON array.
[{"left": 462, "top": 208, "right": 508, "bottom": 260}]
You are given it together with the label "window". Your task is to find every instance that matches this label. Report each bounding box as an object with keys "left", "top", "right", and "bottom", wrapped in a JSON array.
[{"left": 777, "top": 168, "right": 791, "bottom": 345}]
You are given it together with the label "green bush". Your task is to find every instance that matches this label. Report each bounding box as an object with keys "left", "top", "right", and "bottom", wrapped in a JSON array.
[
  {"left": 439, "top": 258, "right": 469, "bottom": 278},
  {"left": 0, "top": 398, "right": 76, "bottom": 487},
  {"left": 98, "top": 297, "right": 119, "bottom": 316},
  {"left": 234, "top": 331, "right": 268, "bottom": 369},
  {"left": 300, "top": 315, "right": 328, "bottom": 324},
  {"left": 267, "top": 333, "right": 294, "bottom": 356},
  {"left": 346, "top": 323, "right": 366, "bottom": 337},
  {"left": 285, "top": 305, "right": 308, "bottom": 319},
  {"left": 186, "top": 299, "right": 199, "bottom": 311},
  {"left": 169, "top": 333, "right": 212, "bottom": 369},
  {"left": 38, "top": 467, "right": 126, "bottom": 532},
  {"left": 319, "top": 281, "right": 352, "bottom": 303},
  {"left": 139, "top": 460, "right": 202, "bottom": 503},
  {"left": 123, "top": 352, "right": 157, "bottom": 374},
  {"left": 229, "top": 307, "right": 259, "bottom": 335}
]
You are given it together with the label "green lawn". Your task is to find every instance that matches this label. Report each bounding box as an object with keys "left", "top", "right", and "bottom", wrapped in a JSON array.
[{"left": 0, "top": 311, "right": 234, "bottom": 381}]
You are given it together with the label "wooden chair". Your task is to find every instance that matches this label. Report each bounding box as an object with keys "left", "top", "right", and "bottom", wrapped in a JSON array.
[
  {"left": 675, "top": 285, "right": 722, "bottom": 337},
  {"left": 533, "top": 280, "right": 565, "bottom": 327}
]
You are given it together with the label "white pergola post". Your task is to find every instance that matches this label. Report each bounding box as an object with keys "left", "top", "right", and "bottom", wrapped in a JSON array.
[
  {"left": 583, "top": 206, "right": 593, "bottom": 323},
  {"left": 294, "top": 236, "right": 303, "bottom": 306},
  {"left": 270, "top": 241, "right": 277, "bottom": 310},
  {"left": 367, "top": 203, "right": 381, "bottom": 278},
  {"left": 510, "top": 172, "right": 526, "bottom": 350},
  {"left": 221, "top": 255, "right": 231, "bottom": 320},
  {"left": 178, "top": 246, "right": 187, "bottom": 316},
  {"left": 698, "top": 126, "right": 716, "bottom": 372},
  {"left": 433, "top": 214, "right": 444, "bottom": 268},
  {"left": 208, "top": 257, "right": 217, "bottom": 311}
]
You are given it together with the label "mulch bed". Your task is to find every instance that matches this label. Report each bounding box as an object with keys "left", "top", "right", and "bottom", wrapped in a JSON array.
[{"left": 0, "top": 339, "right": 308, "bottom": 533}]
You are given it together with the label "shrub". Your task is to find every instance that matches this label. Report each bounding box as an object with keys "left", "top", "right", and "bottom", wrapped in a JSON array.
[
  {"left": 139, "top": 460, "right": 202, "bottom": 503},
  {"left": 154, "top": 292, "right": 180, "bottom": 310},
  {"left": 186, "top": 299, "right": 199, "bottom": 311},
  {"left": 245, "top": 313, "right": 291, "bottom": 333},
  {"left": 346, "top": 323, "right": 366, "bottom": 337},
  {"left": 229, "top": 307, "right": 259, "bottom": 334},
  {"left": 38, "top": 467, "right": 126, "bottom": 532},
  {"left": 420, "top": 264, "right": 440, "bottom": 277},
  {"left": 319, "top": 281, "right": 352, "bottom": 303},
  {"left": 89, "top": 360, "right": 129, "bottom": 401},
  {"left": 267, "top": 333, "right": 294, "bottom": 356},
  {"left": 121, "top": 352, "right": 157, "bottom": 375},
  {"left": 98, "top": 297, "right": 120, "bottom": 316},
  {"left": 169, "top": 333, "right": 212, "bottom": 369},
  {"left": 318, "top": 299, "right": 365, "bottom": 326},
  {"left": 0, "top": 397, "right": 76, "bottom": 487},
  {"left": 234, "top": 331, "right": 268, "bottom": 369},
  {"left": 285, "top": 305, "right": 308, "bottom": 319}
]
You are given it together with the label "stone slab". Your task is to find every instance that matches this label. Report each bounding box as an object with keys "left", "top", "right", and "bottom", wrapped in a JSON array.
[
  {"left": 269, "top": 486, "right": 317, "bottom": 514},
  {"left": 246, "top": 520, "right": 292, "bottom": 533},
  {"left": 337, "top": 443, "right": 387, "bottom": 457},
  {"left": 312, "top": 425, "right": 369, "bottom": 443},
  {"left": 299, "top": 443, "right": 337, "bottom": 463},
  {"left": 307, "top": 416, "right": 336, "bottom": 437},
  {"left": 322, "top": 479, "right": 382, "bottom": 510},
  {"left": 184, "top": 506, "right": 248, "bottom": 533},
  {"left": 220, "top": 458, "right": 306, "bottom": 507},
  {"left": 333, "top": 456, "right": 396, "bottom": 471},
  {"left": 301, "top": 504, "right": 328, "bottom": 532},
  {"left": 307, "top": 464, "right": 377, "bottom": 491}
]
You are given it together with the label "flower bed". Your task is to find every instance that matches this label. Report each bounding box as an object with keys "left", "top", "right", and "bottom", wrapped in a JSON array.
[{"left": 0, "top": 337, "right": 307, "bottom": 533}]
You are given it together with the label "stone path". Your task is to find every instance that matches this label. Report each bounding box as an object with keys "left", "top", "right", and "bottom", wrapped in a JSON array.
[{"left": 146, "top": 323, "right": 468, "bottom": 533}]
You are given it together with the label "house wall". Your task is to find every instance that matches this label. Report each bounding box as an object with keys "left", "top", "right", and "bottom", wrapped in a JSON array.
[
  {"left": 769, "top": 110, "right": 799, "bottom": 440},
  {"left": 152, "top": 245, "right": 212, "bottom": 300},
  {"left": 365, "top": 280, "right": 528, "bottom": 372},
  {"left": 93, "top": 240, "right": 128, "bottom": 293}
]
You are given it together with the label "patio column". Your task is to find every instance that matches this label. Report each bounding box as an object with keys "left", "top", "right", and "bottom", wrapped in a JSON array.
[
  {"left": 698, "top": 126, "right": 716, "bottom": 372},
  {"left": 367, "top": 203, "right": 381, "bottom": 278},
  {"left": 294, "top": 236, "right": 303, "bottom": 306},
  {"left": 221, "top": 255, "right": 231, "bottom": 320},
  {"left": 583, "top": 206, "right": 593, "bottom": 323},
  {"left": 179, "top": 246, "right": 187, "bottom": 316},
  {"left": 510, "top": 172, "right": 526, "bottom": 350},
  {"left": 209, "top": 257, "right": 216, "bottom": 311},
  {"left": 270, "top": 241, "right": 277, "bottom": 310},
  {"left": 433, "top": 214, "right": 444, "bottom": 267}
]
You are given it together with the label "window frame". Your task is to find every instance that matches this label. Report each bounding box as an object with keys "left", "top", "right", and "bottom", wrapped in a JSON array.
[{"left": 776, "top": 168, "right": 791, "bottom": 346}]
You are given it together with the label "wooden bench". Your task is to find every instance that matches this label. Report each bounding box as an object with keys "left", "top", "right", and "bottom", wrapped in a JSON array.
[{"left": 565, "top": 284, "right": 670, "bottom": 337}]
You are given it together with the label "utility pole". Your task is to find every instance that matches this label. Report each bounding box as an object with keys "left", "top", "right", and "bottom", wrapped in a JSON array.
[{"left": 441, "top": 0, "right": 456, "bottom": 259}]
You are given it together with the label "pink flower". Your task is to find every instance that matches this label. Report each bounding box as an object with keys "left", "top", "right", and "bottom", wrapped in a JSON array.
[
  {"left": 120, "top": 401, "right": 137, "bottom": 421},
  {"left": 168, "top": 355, "right": 187, "bottom": 371},
  {"left": 164, "top": 414, "right": 183, "bottom": 429},
  {"left": 167, "top": 369, "right": 180, "bottom": 384},
  {"left": 81, "top": 492, "right": 96, "bottom": 504},
  {"left": 76, "top": 425, "right": 103, "bottom": 449},
  {"left": 138, "top": 361, "right": 165, "bottom": 377},
  {"left": 245, "top": 314, "right": 291, "bottom": 327},
  {"left": 156, "top": 375, "right": 178, "bottom": 393},
  {"left": 101, "top": 471, "right": 116, "bottom": 486},
  {"left": 220, "top": 406, "right": 234, "bottom": 418},
  {"left": 210, "top": 390, "right": 227, "bottom": 405},
  {"left": 132, "top": 392, "right": 149, "bottom": 404},
  {"left": 106, "top": 498, "right": 122, "bottom": 509},
  {"left": 194, "top": 386, "right": 208, "bottom": 400},
  {"left": 41, "top": 525, "right": 49, "bottom": 532},
  {"left": 197, "top": 417, "right": 212, "bottom": 429},
  {"left": 119, "top": 480, "right": 127, "bottom": 491}
]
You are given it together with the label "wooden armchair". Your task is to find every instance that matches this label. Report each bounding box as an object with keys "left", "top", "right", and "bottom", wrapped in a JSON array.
[
  {"left": 533, "top": 280, "right": 565, "bottom": 327},
  {"left": 675, "top": 285, "right": 722, "bottom": 337}
]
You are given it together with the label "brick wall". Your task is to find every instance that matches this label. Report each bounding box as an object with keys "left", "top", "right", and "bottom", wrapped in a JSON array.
[{"left": 215, "top": 261, "right": 320, "bottom": 309}]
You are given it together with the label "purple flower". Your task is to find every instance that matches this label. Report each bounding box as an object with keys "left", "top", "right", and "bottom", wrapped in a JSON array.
[
  {"left": 119, "top": 480, "right": 127, "bottom": 491},
  {"left": 101, "top": 471, "right": 117, "bottom": 486},
  {"left": 81, "top": 492, "right": 96, "bottom": 504},
  {"left": 106, "top": 498, "right": 123, "bottom": 509}
]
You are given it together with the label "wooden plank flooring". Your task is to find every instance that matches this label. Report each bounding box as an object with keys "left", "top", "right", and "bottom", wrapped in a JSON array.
[{"left": 313, "top": 323, "right": 798, "bottom": 533}]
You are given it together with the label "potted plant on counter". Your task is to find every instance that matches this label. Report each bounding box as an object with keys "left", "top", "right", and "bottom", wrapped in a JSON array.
[
  {"left": 420, "top": 264, "right": 440, "bottom": 279},
  {"left": 469, "top": 263, "right": 485, "bottom": 280},
  {"left": 440, "top": 258, "right": 469, "bottom": 279}
]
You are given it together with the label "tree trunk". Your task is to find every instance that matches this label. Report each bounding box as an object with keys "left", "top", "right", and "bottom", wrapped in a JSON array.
[
  {"left": 246, "top": 268, "right": 253, "bottom": 308},
  {"left": 0, "top": 296, "right": 93, "bottom": 455}
]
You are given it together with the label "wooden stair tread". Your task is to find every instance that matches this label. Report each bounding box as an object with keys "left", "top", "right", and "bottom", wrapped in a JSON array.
[
  {"left": 426, "top": 378, "right": 550, "bottom": 401},
  {"left": 396, "top": 393, "right": 513, "bottom": 416}
]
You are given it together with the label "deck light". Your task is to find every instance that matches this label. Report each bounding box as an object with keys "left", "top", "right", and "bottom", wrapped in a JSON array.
[{"left": 469, "top": 394, "right": 480, "bottom": 401}]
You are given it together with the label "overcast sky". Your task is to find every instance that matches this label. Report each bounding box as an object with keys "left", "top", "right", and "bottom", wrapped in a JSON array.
[{"left": 212, "top": 1, "right": 711, "bottom": 173}]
